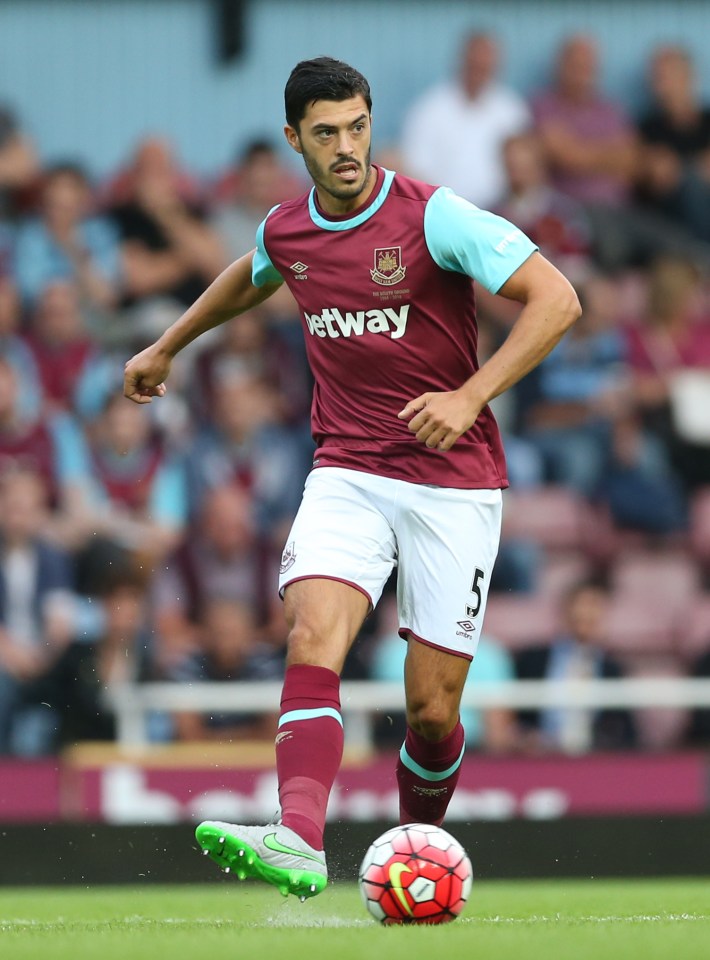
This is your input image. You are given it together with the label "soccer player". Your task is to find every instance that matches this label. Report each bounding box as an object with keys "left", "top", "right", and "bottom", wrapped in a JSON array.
[{"left": 123, "top": 57, "right": 581, "bottom": 900}]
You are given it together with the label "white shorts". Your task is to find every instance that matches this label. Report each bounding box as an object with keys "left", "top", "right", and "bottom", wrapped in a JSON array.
[{"left": 278, "top": 467, "right": 502, "bottom": 660}]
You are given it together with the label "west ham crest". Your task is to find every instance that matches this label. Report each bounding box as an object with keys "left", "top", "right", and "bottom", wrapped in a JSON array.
[
  {"left": 280, "top": 541, "right": 297, "bottom": 574},
  {"left": 371, "top": 246, "right": 406, "bottom": 286}
]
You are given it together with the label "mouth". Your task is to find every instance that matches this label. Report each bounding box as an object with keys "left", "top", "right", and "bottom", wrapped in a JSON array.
[{"left": 331, "top": 162, "right": 360, "bottom": 182}]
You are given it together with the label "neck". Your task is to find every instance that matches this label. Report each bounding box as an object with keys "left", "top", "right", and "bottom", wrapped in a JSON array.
[{"left": 315, "top": 165, "right": 377, "bottom": 216}]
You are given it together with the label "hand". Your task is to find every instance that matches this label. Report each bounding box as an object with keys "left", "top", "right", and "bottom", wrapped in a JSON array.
[
  {"left": 398, "top": 389, "right": 480, "bottom": 451},
  {"left": 123, "top": 343, "right": 172, "bottom": 404}
]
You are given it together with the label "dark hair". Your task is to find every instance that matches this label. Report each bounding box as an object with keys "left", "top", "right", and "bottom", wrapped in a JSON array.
[
  {"left": 238, "top": 138, "right": 277, "bottom": 165},
  {"left": 43, "top": 161, "right": 91, "bottom": 186},
  {"left": 284, "top": 57, "right": 372, "bottom": 130}
]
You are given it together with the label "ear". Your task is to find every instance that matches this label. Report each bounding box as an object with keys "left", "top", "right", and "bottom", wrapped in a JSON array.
[{"left": 283, "top": 124, "right": 302, "bottom": 155}]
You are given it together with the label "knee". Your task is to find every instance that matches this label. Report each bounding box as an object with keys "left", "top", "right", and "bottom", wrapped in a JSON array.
[
  {"left": 406, "top": 699, "right": 459, "bottom": 742},
  {"left": 286, "top": 621, "right": 345, "bottom": 673},
  {"left": 286, "top": 621, "right": 321, "bottom": 661}
]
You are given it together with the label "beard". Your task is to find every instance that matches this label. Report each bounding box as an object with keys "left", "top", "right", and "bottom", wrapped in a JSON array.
[{"left": 300, "top": 143, "right": 373, "bottom": 203}]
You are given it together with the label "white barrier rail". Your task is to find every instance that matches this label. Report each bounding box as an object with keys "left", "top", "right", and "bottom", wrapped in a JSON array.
[{"left": 104, "top": 678, "right": 710, "bottom": 748}]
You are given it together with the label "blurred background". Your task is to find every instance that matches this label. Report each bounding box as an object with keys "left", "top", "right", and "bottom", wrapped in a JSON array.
[{"left": 1, "top": 0, "right": 710, "bottom": 881}]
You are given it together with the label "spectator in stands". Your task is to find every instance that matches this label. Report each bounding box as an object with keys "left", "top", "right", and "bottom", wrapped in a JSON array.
[
  {"left": 0, "top": 103, "right": 38, "bottom": 222},
  {"left": 0, "top": 276, "right": 42, "bottom": 422},
  {"left": 59, "top": 392, "right": 187, "bottom": 564},
  {"left": 14, "top": 163, "right": 120, "bottom": 311},
  {"left": 153, "top": 485, "right": 286, "bottom": 674},
  {"left": 636, "top": 45, "right": 710, "bottom": 243},
  {"left": 531, "top": 35, "right": 710, "bottom": 271},
  {"left": 191, "top": 304, "right": 311, "bottom": 428},
  {"left": 109, "top": 137, "right": 226, "bottom": 340},
  {"left": 517, "top": 273, "right": 687, "bottom": 532},
  {"left": 370, "top": 592, "right": 518, "bottom": 754},
  {"left": 517, "top": 274, "right": 630, "bottom": 495},
  {"left": 0, "top": 355, "right": 75, "bottom": 509},
  {"left": 626, "top": 256, "right": 710, "bottom": 490},
  {"left": 515, "top": 580, "right": 637, "bottom": 753},
  {"left": 400, "top": 31, "right": 531, "bottom": 208},
  {"left": 186, "top": 366, "right": 309, "bottom": 538},
  {"left": 496, "top": 132, "right": 593, "bottom": 285},
  {"left": 0, "top": 468, "right": 76, "bottom": 756},
  {"left": 212, "top": 139, "right": 305, "bottom": 261},
  {"left": 102, "top": 135, "right": 203, "bottom": 208},
  {"left": 167, "top": 597, "right": 282, "bottom": 743},
  {"left": 61, "top": 567, "right": 159, "bottom": 743},
  {"left": 25, "top": 281, "right": 97, "bottom": 414}
]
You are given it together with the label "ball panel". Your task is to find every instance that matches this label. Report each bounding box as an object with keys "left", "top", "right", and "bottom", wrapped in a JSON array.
[{"left": 358, "top": 824, "right": 473, "bottom": 926}]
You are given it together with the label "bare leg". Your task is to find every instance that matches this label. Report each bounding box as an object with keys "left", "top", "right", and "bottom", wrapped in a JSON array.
[
  {"left": 398, "top": 638, "right": 470, "bottom": 825},
  {"left": 276, "top": 577, "right": 370, "bottom": 847},
  {"left": 283, "top": 577, "right": 370, "bottom": 672}
]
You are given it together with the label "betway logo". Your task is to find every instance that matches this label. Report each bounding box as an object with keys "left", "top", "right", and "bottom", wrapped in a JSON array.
[{"left": 304, "top": 305, "right": 410, "bottom": 340}]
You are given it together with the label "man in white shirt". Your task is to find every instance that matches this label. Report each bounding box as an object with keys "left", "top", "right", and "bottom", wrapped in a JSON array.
[{"left": 400, "top": 32, "right": 531, "bottom": 209}]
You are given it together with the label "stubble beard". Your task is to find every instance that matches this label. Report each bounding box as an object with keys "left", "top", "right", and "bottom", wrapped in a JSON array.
[{"left": 301, "top": 144, "right": 373, "bottom": 204}]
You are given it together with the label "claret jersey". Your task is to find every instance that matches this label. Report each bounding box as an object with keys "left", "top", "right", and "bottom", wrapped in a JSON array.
[{"left": 253, "top": 165, "right": 537, "bottom": 489}]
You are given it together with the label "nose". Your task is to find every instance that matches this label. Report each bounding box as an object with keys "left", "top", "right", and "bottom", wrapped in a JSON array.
[{"left": 336, "top": 132, "right": 354, "bottom": 156}]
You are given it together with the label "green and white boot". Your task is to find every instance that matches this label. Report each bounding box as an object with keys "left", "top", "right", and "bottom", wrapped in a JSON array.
[{"left": 195, "top": 821, "right": 328, "bottom": 900}]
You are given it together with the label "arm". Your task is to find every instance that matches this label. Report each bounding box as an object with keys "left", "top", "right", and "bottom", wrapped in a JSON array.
[
  {"left": 540, "top": 124, "right": 639, "bottom": 181},
  {"left": 399, "top": 252, "right": 581, "bottom": 450},
  {"left": 123, "top": 249, "right": 282, "bottom": 403}
]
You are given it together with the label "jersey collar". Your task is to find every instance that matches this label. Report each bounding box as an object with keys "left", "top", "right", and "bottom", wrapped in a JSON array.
[{"left": 308, "top": 165, "right": 395, "bottom": 231}]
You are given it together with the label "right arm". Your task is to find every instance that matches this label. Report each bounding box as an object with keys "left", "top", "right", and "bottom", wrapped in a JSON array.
[{"left": 123, "top": 249, "right": 282, "bottom": 403}]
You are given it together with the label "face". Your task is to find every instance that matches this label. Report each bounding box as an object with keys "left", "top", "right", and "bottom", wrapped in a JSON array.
[
  {"left": 650, "top": 48, "right": 693, "bottom": 104},
  {"left": 565, "top": 587, "right": 606, "bottom": 644},
  {"left": 0, "top": 279, "right": 20, "bottom": 336},
  {"left": 503, "top": 136, "right": 546, "bottom": 191},
  {"left": 201, "top": 486, "right": 254, "bottom": 555},
  {"left": 284, "top": 95, "right": 373, "bottom": 214},
  {"left": 461, "top": 34, "right": 498, "bottom": 98},
  {"left": 43, "top": 171, "right": 90, "bottom": 224},
  {"left": 558, "top": 37, "right": 599, "bottom": 100},
  {"left": 0, "top": 472, "right": 46, "bottom": 543},
  {"left": 101, "top": 396, "right": 151, "bottom": 452},
  {"left": 34, "top": 282, "right": 82, "bottom": 342}
]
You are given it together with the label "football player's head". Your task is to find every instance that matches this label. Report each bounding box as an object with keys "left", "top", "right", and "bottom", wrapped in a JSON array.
[
  {"left": 283, "top": 58, "right": 373, "bottom": 208},
  {"left": 284, "top": 57, "right": 371, "bottom": 133}
]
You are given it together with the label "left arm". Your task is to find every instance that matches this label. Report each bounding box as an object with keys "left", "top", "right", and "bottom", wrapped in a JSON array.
[{"left": 399, "top": 252, "right": 581, "bottom": 450}]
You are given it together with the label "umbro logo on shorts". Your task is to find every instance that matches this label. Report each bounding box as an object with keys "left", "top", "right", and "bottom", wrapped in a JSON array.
[{"left": 457, "top": 620, "right": 476, "bottom": 632}]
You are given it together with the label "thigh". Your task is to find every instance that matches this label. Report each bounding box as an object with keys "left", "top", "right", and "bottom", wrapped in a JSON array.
[
  {"left": 396, "top": 485, "right": 502, "bottom": 659},
  {"left": 278, "top": 467, "right": 397, "bottom": 610},
  {"left": 283, "top": 577, "right": 370, "bottom": 673}
]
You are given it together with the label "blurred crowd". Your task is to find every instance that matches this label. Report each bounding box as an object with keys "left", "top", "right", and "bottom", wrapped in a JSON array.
[{"left": 0, "top": 32, "right": 709, "bottom": 759}]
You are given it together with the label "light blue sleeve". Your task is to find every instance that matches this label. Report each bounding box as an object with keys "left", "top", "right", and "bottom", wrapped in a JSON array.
[
  {"left": 50, "top": 413, "right": 91, "bottom": 486},
  {"left": 148, "top": 459, "right": 188, "bottom": 528},
  {"left": 252, "top": 205, "right": 285, "bottom": 287},
  {"left": 14, "top": 221, "right": 50, "bottom": 302},
  {"left": 424, "top": 187, "right": 538, "bottom": 294},
  {"left": 83, "top": 218, "right": 122, "bottom": 284},
  {"left": 470, "top": 637, "right": 515, "bottom": 682}
]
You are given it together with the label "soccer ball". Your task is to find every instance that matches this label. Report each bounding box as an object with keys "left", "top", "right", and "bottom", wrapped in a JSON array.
[{"left": 358, "top": 823, "right": 473, "bottom": 925}]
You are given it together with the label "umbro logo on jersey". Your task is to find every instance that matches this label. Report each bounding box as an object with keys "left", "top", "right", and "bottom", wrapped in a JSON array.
[
  {"left": 304, "top": 304, "right": 410, "bottom": 340},
  {"left": 290, "top": 261, "right": 309, "bottom": 280}
]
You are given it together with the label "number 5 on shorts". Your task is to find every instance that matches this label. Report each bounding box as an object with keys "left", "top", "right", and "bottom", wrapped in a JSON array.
[{"left": 466, "top": 567, "right": 485, "bottom": 619}]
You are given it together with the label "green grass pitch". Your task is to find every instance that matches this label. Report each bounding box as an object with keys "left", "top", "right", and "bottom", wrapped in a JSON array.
[{"left": 1, "top": 879, "right": 708, "bottom": 960}]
